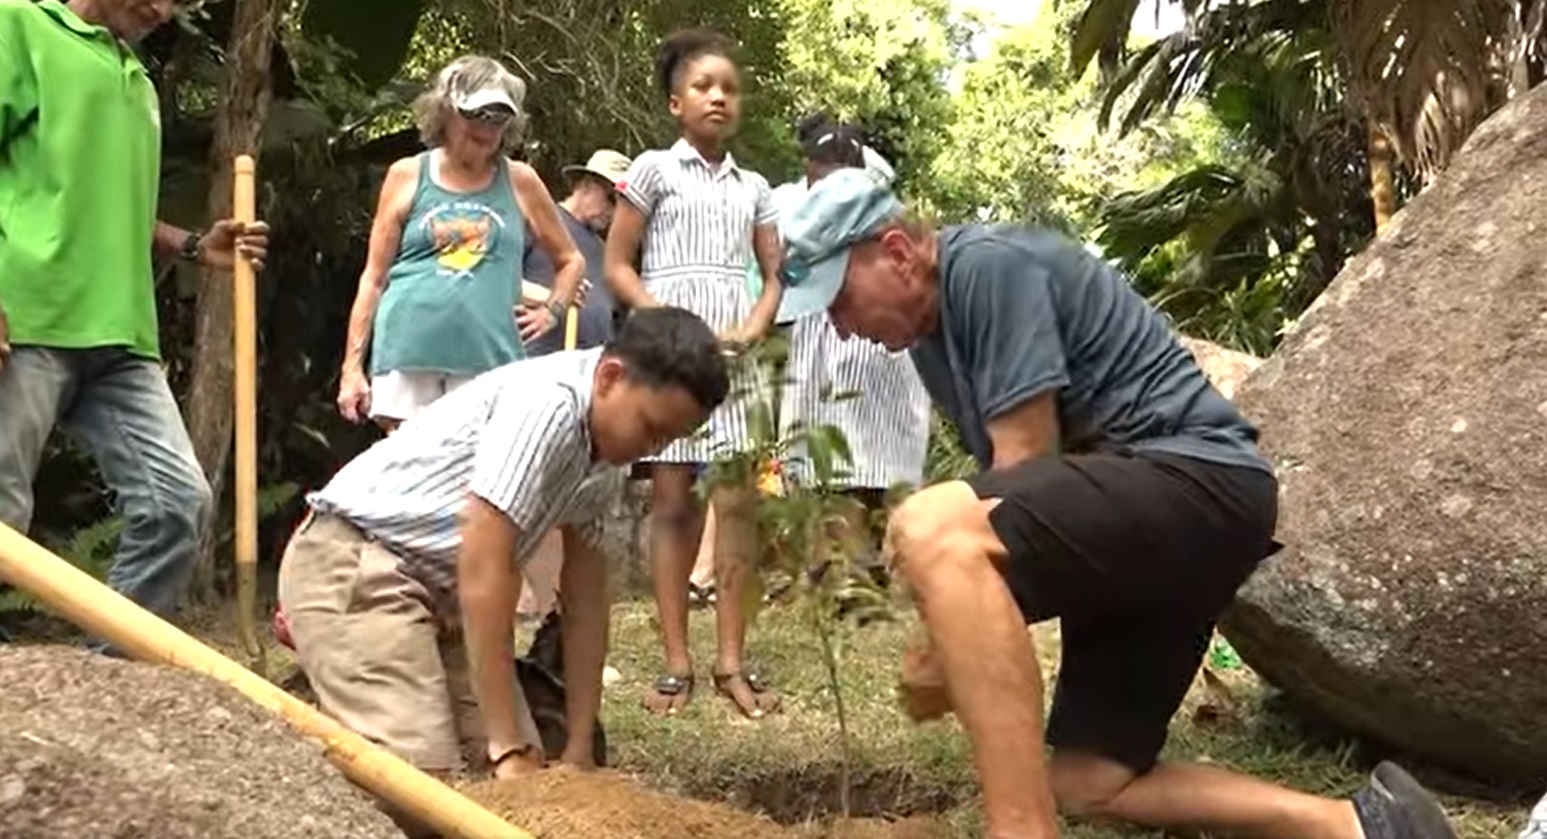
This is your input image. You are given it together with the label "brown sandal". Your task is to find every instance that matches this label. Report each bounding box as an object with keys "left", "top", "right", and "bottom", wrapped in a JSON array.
[
  {"left": 712, "top": 669, "right": 781, "bottom": 719},
  {"left": 642, "top": 672, "right": 695, "bottom": 715}
]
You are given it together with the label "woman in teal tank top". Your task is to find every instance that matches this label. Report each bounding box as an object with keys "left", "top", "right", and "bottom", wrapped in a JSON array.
[{"left": 336, "top": 56, "right": 585, "bottom": 432}]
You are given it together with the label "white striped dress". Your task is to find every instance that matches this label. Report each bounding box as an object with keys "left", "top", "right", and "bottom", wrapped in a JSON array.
[
  {"left": 771, "top": 180, "right": 932, "bottom": 491},
  {"left": 621, "top": 139, "right": 777, "bottom": 465}
]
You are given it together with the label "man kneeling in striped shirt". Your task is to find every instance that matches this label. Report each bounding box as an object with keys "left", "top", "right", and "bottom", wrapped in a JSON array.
[{"left": 277, "top": 308, "right": 728, "bottom": 814}]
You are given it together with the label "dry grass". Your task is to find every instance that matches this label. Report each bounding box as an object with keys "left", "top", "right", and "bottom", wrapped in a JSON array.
[{"left": 597, "top": 600, "right": 1529, "bottom": 839}]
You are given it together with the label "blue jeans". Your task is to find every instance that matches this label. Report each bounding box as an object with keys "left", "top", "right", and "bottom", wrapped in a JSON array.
[{"left": 0, "top": 346, "right": 212, "bottom": 619}]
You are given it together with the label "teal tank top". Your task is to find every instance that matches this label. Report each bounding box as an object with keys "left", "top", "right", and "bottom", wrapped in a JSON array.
[{"left": 370, "top": 150, "right": 528, "bottom": 377}]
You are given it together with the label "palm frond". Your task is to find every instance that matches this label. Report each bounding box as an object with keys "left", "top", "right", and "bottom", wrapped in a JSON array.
[
  {"left": 1098, "top": 0, "right": 1333, "bottom": 135},
  {"left": 1070, "top": 0, "right": 1144, "bottom": 79},
  {"left": 1332, "top": 0, "right": 1513, "bottom": 176}
]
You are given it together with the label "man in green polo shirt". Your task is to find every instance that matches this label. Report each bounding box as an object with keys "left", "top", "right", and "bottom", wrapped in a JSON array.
[{"left": 0, "top": 0, "right": 271, "bottom": 623}]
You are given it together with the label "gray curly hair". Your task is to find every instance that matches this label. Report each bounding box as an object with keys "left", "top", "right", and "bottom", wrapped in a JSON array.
[{"left": 412, "top": 55, "right": 529, "bottom": 153}]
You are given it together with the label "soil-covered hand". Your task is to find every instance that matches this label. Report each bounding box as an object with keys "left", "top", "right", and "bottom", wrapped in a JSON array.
[
  {"left": 557, "top": 746, "right": 598, "bottom": 771},
  {"left": 899, "top": 634, "right": 952, "bottom": 722},
  {"left": 491, "top": 745, "right": 544, "bottom": 780}
]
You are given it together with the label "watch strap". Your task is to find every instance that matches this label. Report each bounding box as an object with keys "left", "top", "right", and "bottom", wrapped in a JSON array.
[{"left": 178, "top": 230, "right": 203, "bottom": 262}]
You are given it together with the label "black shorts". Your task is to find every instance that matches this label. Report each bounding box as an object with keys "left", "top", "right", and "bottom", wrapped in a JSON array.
[{"left": 965, "top": 450, "right": 1279, "bottom": 774}]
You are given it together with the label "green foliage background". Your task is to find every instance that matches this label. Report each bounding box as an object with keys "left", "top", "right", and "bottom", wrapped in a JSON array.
[{"left": 28, "top": 0, "right": 1519, "bottom": 600}]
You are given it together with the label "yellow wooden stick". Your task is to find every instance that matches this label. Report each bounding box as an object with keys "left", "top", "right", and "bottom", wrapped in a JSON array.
[
  {"left": 564, "top": 304, "right": 579, "bottom": 351},
  {"left": 232, "top": 154, "right": 260, "bottom": 670},
  {"left": 0, "top": 522, "right": 531, "bottom": 839}
]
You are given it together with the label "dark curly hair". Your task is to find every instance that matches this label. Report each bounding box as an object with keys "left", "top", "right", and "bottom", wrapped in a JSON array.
[
  {"left": 656, "top": 28, "right": 736, "bottom": 98},
  {"left": 606, "top": 307, "right": 729, "bottom": 411},
  {"left": 799, "top": 121, "right": 865, "bottom": 168}
]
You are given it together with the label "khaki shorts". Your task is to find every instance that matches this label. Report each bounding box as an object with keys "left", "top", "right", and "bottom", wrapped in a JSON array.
[{"left": 276, "top": 512, "right": 537, "bottom": 773}]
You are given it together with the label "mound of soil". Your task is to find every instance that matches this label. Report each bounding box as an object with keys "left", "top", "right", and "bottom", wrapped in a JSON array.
[
  {"left": 464, "top": 769, "right": 955, "bottom": 839},
  {"left": 0, "top": 644, "right": 400, "bottom": 839}
]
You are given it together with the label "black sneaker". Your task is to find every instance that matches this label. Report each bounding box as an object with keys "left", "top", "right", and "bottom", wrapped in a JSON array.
[{"left": 1353, "top": 762, "right": 1459, "bottom": 839}]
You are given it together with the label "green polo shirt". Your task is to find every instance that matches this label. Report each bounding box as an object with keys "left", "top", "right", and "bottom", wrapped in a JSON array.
[{"left": 0, "top": 0, "right": 163, "bottom": 359}]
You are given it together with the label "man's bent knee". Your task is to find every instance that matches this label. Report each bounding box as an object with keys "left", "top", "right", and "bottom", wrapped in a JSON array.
[
  {"left": 1048, "top": 750, "right": 1140, "bottom": 819},
  {"left": 885, "top": 481, "right": 1000, "bottom": 591}
]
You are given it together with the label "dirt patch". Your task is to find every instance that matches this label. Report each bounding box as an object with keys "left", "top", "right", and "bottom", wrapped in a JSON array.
[
  {"left": 0, "top": 644, "right": 400, "bottom": 839},
  {"left": 716, "top": 765, "right": 962, "bottom": 824},
  {"left": 464, "top": 768, "right": 955, "bottom": 839}
]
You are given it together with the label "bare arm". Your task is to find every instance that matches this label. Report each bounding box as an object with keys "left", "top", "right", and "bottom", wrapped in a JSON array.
[
  {"left": 458, "top": 495, "right": 530, "bottom": 762},
  {"left": 342, "top": 159, "right": 417, "bottom": 376},
  {"left": 604, "top": 200, "right": 656, "bottom": 309},
  {"left": 557, "top": 523, "right": 610, "bottom": 767},
  {"left": 984, "top": 391, "right": 1061, "bottom": 470},
  {"left": 744, "top": 223, "right": 784, "bottom": 339},
  {"left": 510, "top": 162, "right": 583, "bottom": 310},
  {"left": 153, "top": 221, "right": 193, "bottom": 260}
]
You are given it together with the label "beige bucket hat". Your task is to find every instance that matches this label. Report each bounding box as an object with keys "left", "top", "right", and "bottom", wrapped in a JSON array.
[{"left": 562, "top": 149, "right": 631, "bottom": 188}]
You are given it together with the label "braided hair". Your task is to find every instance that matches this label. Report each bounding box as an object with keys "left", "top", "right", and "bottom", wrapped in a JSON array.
[{"left": 656, "top": 28, "right": 735, "bottom": 98}]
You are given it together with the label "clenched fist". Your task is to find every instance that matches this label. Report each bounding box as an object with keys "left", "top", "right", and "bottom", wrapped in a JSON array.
[{"left": 898, "top": 631, "right": 952, "bottom": 722}]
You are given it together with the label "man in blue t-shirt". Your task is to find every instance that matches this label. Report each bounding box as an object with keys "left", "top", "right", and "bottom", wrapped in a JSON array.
[
  {"left": 775, "top": 169, "right": 1459, "bottom": 839},
  {"left": 523, "top": 149, "right": 630, "bottom": 355}
]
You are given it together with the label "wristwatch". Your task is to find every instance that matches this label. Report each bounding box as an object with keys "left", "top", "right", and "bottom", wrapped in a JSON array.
[
  {"left": 178, "top": 230, "right": 203, "bottom": 263},
  {"left": 546, "top": 299, "right": 566, "bottom": 322}
]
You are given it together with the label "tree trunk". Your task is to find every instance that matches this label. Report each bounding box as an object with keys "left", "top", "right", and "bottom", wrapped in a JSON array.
[
  {"left": 1367, "top": 124, "right": 1397, "bottom": 233},
  {"left": 183, "top": 0, "right": 283, "bottom": 603}
]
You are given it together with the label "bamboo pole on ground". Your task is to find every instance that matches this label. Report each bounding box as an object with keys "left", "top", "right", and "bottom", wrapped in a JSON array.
[
  {"left": 0, "top": 522, "right": 531, "bottom": 839},
  {"left": 232, "top": 154, "right": 261, "bottom": 672}
]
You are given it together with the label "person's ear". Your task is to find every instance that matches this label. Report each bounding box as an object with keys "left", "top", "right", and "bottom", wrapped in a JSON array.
[
  {"left": 668, "top": 93, "right": 684, "bottom": 120},
  {"left": 595, "top": 357, "right": 627, "bottom": 397},
  {"left": 878, "top": 228, "right": 913, "bottom": 265}
]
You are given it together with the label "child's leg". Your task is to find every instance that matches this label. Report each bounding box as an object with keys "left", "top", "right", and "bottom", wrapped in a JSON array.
[
  {"left": 688, "top": 505, "right": 717, "bottom": 594},
  {"left": 710, "top": 480, "right": 781, "bottom": 717},
  {"left": 643, "top": 464, "right": 705, "bottom": 714}
]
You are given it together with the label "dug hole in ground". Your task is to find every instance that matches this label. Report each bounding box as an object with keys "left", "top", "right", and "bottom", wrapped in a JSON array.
[{"left": 0, "top": 642, "right": 953, "bottom": 839}]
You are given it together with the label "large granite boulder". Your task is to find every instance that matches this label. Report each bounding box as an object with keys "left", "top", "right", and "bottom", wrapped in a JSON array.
[{"left": 1222, "top": 84, "right": 1547, "bottom": 788}]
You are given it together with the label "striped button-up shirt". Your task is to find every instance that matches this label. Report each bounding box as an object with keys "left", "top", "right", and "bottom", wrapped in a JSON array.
[{"left": 308, "top": 348, "right": 623, "bottom": 603}]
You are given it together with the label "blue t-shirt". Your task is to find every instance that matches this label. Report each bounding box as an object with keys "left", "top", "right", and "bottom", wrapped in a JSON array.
[
  {"left": 909, "top": 225, "right": 1271, "bottom": 474},
  {"left": 523, "top": 206, "right": 614, "bottom": 354}
]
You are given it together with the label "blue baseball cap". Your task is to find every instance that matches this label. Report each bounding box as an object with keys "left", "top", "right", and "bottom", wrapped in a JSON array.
[{"left": 775, "top": 167, "right": 904, "bottom": 324}]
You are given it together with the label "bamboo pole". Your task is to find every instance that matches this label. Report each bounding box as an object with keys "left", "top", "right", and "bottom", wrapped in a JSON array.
[
  {"left": 232, "top": 154, "right": 260, "bottom": 671},
  {"left": 0, "top": 522, "right": 531, "bottom": 839},
  {"left": 564, "top": 304, "right": 579, "bottom": 351}
]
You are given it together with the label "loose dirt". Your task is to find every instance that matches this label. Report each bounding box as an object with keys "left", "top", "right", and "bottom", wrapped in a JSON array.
[
  {"left": 0, "top": 644, "right": 400, "bottom": 839},
  {"left": 464, "top": 768, "right": 956, "bottom": 839}
]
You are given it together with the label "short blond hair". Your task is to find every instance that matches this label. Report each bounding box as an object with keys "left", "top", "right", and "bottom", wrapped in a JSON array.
[{"left": 412, "top": 55, "right": 529, "bottom": 154}]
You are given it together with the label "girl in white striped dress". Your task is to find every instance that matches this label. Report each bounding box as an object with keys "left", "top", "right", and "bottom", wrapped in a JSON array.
[
  {"left": 604, "top": 28, "right": 784, "bottom": 719},
  {"left": 774, "top": 123, "right": 932, "bottom": 560}
]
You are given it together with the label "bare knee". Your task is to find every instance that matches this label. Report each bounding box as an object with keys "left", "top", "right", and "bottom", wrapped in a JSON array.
[
  {"left": 1048, "top": 750, "right": 1138, "bottom": 819},
  {"left": 886, "top": 481, "right": 996, "bottom": 597}
]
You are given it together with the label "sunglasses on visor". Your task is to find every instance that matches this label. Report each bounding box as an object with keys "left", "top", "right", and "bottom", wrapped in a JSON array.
[{"left": 459, "top": 106, "right": 514, "bottom": 125}]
